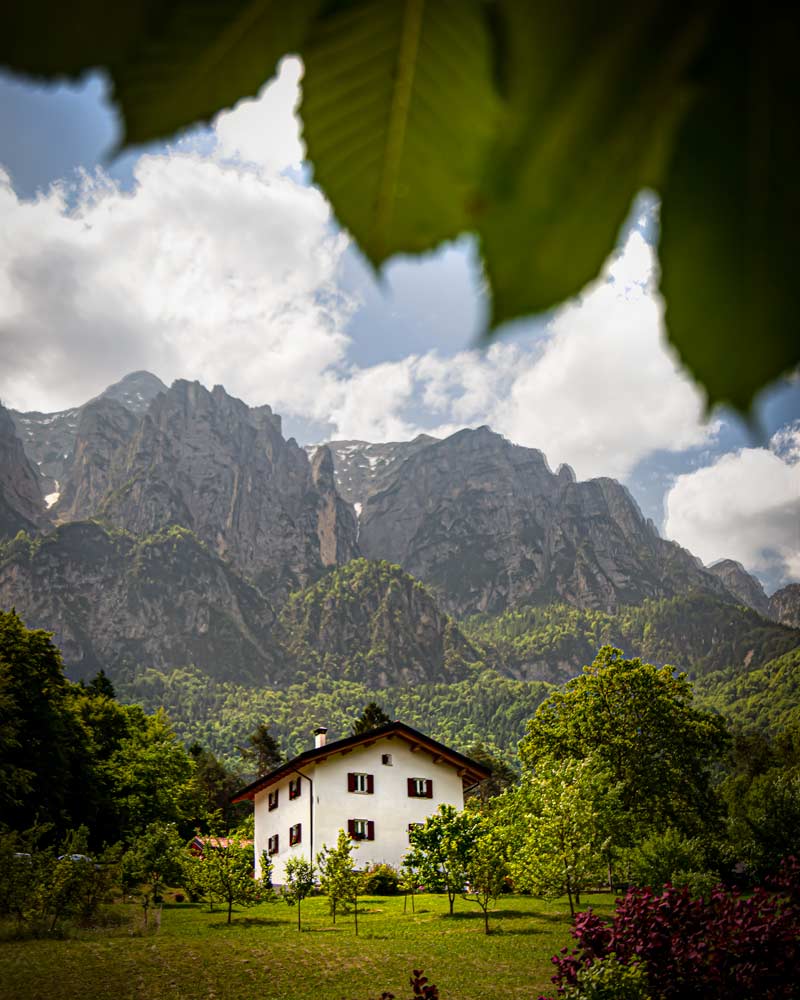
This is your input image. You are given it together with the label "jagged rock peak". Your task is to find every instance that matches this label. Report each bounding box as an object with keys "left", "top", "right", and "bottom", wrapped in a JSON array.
[
  {"left": 310, "top": 445, "right": 359, "bottom": 568},
  {"left": 310, "top": 443, "right": 336, "bottom": 488},
  {"left": 708, "top": 559, "right": 770, "bottom": 616},
  {"left": 10, "top": 370, "right": 166, "bottom": 496},
  {"left": 90, "top": 370, "right": 167, "bottom": 415},
  {"left": 557, "top": 463, "right": 577, "bottom": 483}
]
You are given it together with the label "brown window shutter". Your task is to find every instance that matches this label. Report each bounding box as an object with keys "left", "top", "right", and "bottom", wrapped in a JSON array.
[
  {"left": 347, "top": 819, "right": 356, "bottom": 838},
  {"left": 426, "top": 779, "right": 433, "bottom": 798},
  {"left": 275, "top": 834, "right": 279, "bottom": 852},
  {"left": 367, "top": 821, "right": 375, "bottom": 841},
  {"left": 347, "top": 772, "right": 355, "bottom": 792},
  {"left": 367, "top": 774, "right": 374, "bottom": 794},
  {"left": 296, "top": 824, "right": 302, "bottom": 844},
  {"left": 407, "top": 777, "right": 416, "bottom": 797}
]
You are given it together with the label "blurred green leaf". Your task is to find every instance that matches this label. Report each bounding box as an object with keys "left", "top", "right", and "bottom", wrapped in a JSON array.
[
  {"left": 301, "top": 0, "right": 499, "bottom": 265},
  {"left": 477, "top": 1, "right": 707, "bottom": 327},
  {"left": 660, "top": 9, "right": 800, "bottom": 412},
  {"left": 2, "top": 1, "right": 321, "bottom": 146}
]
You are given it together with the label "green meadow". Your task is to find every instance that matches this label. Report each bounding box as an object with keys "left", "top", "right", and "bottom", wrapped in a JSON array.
[{"left": 0, "top": 892, "right": 615, "bottom": 1000}]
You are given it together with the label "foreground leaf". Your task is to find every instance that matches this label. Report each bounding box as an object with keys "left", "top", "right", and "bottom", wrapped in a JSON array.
[
  {"left": 659, "top": 8, "right": 800, "bottom": 412},
  {"left": 2, "top": 1, "right": 321, "bottom": 146},
  {"left": 300, "top": 0, "right": 498, "bottom": 265},
  {"left": 478, "top": 1, "right": 710, "bottom": 328}
]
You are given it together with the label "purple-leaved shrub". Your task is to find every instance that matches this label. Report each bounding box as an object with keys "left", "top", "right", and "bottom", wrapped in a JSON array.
[{"left": 541, "top": 856, "right": 800, "bottom": 999}]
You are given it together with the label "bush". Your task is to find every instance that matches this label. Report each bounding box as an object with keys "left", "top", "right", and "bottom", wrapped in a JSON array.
[
  {"left": 560, "top": 954, "right": 650, "bottom": 1000},
  {"left": 542, "top": 857, "right": 800, "bottom": 1000},
  {"left": 361, "top": 863, "right": 399, "bottom": 896},
  {"left": 625, "top": 828, "right": 717, "bottom": 893},
  {"left": 0, "top": 827, "right": 120, "bottom": 936}
]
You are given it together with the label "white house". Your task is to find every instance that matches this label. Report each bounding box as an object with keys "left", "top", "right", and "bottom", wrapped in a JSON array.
[{"left": 232, "top": 721, "right": 491, "bottom": 883}]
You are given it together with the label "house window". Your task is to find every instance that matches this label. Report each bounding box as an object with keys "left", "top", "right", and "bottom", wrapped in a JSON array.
[
  {"left": 407, "top": 777, "right": 433, "bottom": 798},
  {"left": 289, "top": 778, "right": 301, "bottom": 800},
  {"left": 289, "top": 823, "right": 302, "bottom": 846},
  {"left": 268, "top": 789, "right": 279, "bottom": 811},
  {"left": 347, "top": 772, "right": 374, "bottom": 794},
  {"left": 267, "top": 834, "right": 279, "bottom": 855},
  {"left": 381, "top": 753, "right": 393, "bottom": 766},
  {"left": 348, "top": 819, "right": 375, "bottom": 841}
]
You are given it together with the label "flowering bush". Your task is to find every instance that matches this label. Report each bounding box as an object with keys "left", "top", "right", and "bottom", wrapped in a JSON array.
[{"left": 541, "top": 857, "right": 800, "bottom": 999}]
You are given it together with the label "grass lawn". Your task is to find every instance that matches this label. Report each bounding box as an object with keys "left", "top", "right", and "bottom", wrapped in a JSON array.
[{"left": 0, "top": 892, "right": 615, "bottom": 1000}]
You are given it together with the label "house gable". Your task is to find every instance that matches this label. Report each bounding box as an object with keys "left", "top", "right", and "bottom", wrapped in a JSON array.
[{"left": 236, "top": 722, "right": 491, "bottom": 885}]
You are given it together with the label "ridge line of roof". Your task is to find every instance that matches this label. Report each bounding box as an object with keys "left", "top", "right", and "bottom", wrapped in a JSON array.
[{"left": 230, "top": 721, "right": 491, "bottom": 803}]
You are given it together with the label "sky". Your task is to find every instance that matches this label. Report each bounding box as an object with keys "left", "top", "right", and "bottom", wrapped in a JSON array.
[{"left": 0, "top": 59, "right": 798, "bottom": 594}]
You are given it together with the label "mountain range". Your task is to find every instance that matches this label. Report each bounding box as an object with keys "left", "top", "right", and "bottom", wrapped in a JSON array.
[{"left": 1, "top": 371, "right": 798, "bottom": 755}]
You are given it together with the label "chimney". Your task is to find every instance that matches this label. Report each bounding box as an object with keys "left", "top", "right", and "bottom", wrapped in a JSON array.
[{"left": 314, "top": 726, "right": 328, "bottom": 749}]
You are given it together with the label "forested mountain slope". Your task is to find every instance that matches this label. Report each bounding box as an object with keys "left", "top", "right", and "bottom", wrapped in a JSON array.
[
  {"left": 463, "top": 594, "right": 800, "bottom": 683},
  {"left": 695, "top": 647, "right": 800, "bottom": 734},
  {"left": 279, "top": 558, "right": 481, "bottom": 684}
]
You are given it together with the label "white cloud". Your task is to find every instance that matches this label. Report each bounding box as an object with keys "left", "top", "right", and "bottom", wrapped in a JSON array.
[
  {"left": 0, "top": 59, "right": 351, "bottom": 415},
  {"left": 490, "top": 224, "right": 713, "bottom": 481},
  {"left": 214, "top": 57, "right": 304, "bottom": 173},
  {"left": 664, "top": 422, "right": 800, "bottom": 588}
]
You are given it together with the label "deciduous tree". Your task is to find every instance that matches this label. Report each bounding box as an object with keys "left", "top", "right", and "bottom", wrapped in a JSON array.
[
  {"left": 122, "top": 822, "right": 185, "bottom": 927},
  {"left": 499, "top": 759, "right": 607, "bottom": 917},
  {"left": 406, "top": 805, "right": 482, "bottom": 916},
  {"left": 317, "top": 828, "right": 359, "bottom": 925},
  {"left": 283, "top": 855, "right": 315, "bottom": 931},
  {"left": 192, "top": 829, "right": 262, "bottom": 924},
  {"left": 521, "top": 646, "right": 729, "bottom": 840}
]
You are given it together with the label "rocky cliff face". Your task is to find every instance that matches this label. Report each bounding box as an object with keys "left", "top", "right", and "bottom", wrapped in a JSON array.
[
  {"left": 769, "top": 584, "right": 800, "bottom": 629},
  {"left": 359, "top": 426, "right": 734, "bottom": 617},
  {"left": 0, "top": 522, "right": 282, "bottom": 684},
  {"left": 318, "top": 434, "right": 439, "bottom": 508},
  {"left": 10, "top": 371, "right": 167, "bottom": 498},
  {"left": 96, "top": 381, "right": 358, "bottom": 599},
  {"left": 708, "top": 559, "right": 771, "bottom": 616},
  {"left": 310, "top": 446, "right": 359, "bottom": 567},
  {"left": 54, "top": 398, "right": 139, "bottom": 522},
  {"left": 279, "top": 558, "right": 480, "bottom": 685},
  {"left": 0, "top": 403, "right": 47, "bottom": 539}
]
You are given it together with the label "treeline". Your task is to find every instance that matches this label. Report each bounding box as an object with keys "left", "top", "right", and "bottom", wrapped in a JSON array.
[{"left": 119, "top": 666, "right": 549, "bottom": 768}]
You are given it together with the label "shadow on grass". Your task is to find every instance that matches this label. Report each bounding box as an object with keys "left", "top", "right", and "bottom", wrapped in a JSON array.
[
  {"left": 207, "top": 917, "right": 285, "bottom": 930},
  {"left": 437, "top": 908, "right": 565, "bottom": 924}
]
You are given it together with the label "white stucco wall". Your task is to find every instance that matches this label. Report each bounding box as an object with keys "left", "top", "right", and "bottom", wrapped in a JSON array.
[{"left": 254, "top": 734, "right": 466, "bottom": 884}]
